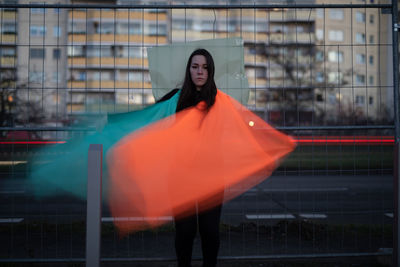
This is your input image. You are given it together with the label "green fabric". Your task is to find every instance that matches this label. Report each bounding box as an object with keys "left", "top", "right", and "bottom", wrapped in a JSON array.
[{"left": 29, "top": 91, "right": 180, "bottom": 200}]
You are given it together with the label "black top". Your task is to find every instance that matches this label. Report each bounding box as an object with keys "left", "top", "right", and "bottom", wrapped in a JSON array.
[
  {"left": 156, "top": 88, "right": 180, "bottom": 103},
  {"left": 157, "top": 88, "right": 204, "bottom": 113}
]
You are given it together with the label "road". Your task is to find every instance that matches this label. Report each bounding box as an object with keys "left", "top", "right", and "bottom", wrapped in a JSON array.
[{"left": 0, "top": 172, "right": 394, "bottom": 259}]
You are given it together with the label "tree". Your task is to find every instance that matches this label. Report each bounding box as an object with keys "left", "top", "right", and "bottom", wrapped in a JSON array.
[{"left": 0, "top": 70, "right": 46, "bottom": 129}]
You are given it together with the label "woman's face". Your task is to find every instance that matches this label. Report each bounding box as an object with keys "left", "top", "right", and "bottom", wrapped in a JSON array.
[{"left": 190, "top": 55, "right": 208, "bottom": 91}]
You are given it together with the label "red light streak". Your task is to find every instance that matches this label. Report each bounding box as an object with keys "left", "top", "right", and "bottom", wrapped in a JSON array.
[
  {"left": 294, "top": 136, "right": 395, "bottom": 145},
  {"left": 0, "top": 141, "right": 66, "bottom": 145},
  {"left": 0, "top": 136, "right": 395, "bottom": 146}
]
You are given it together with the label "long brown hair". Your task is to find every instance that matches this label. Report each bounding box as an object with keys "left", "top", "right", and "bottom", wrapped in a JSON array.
[{"left": 176, "top": 49, "right": 217, "bottom": 112}]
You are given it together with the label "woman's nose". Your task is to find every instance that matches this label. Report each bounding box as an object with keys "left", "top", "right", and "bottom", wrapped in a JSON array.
[{"left": 197, "top": 67, "right": 203, "bottom": 74}]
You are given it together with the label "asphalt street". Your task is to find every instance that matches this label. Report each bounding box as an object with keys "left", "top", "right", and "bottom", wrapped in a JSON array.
[{"left": 0, "top": 173, "right": 394, "bottom": 262}]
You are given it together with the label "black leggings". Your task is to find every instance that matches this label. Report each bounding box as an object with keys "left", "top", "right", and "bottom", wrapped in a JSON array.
[{"left": 174, "top": 205, "right": 222, "bottom": 267}]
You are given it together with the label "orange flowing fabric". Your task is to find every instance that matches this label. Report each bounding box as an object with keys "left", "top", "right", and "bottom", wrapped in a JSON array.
[{"left": 107, "top": 90, "right": 296, "bottom": 235}]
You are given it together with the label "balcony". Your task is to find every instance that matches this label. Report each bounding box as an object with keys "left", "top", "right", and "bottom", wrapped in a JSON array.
[
  {"left": 68, "top": 57, "right": 148, "bottom": 68},
  {"left": 269, "top": 32, "right": 315, "bottom": 44},
  {"left": 69, "top": 10, "right": 167, "bottom": 21},
  {"left": 171, "top": 30, "right": 268, "bottom": 43},
  {"left": 269, "top": 10, "right": 316, "bottom": 22},
  {"left": 0, "top": 34, "right": 17, "bottom": 44},
  {"left": 247, "top": 77, "right": 268, "bottom": 87},
  {"left": 68, "top": 34, "right": 167, "bottom": 44},
  {"left": 67, "top": 80, "right": 152, "bottom": 89},
  {"left": 1, "top": 10, "right": 17, "bottom": 20},
  {"left": 0, "top": 57, "right": 16, "bottom": 67},
  {"left": 244, "top": 54, "right": 268, "bottom": 65}
]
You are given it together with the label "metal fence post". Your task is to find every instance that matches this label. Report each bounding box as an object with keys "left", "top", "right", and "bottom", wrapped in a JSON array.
[
  {"left": 392, "top": 0, "right": 400, "bottom": 265},
  {"left": 86, "top": 144, "right": 103, "bottom": 267}
]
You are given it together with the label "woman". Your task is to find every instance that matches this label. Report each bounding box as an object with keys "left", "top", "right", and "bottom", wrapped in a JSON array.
[
  {"left": 158, "top": 48, "right": 221, "bottom": 267},
  {"left": 107, "top": 47, "right": 295, "bottom": 266}
]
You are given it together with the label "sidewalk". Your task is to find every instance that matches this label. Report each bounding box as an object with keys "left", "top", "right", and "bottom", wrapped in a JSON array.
[{"left": 0, "top": 255, "right": 392, "bottom": 267}]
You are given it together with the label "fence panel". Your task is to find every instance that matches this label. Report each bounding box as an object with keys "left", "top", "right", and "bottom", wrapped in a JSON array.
[{"left": 0, "top": 1, "right": 396, "bottom": 264}]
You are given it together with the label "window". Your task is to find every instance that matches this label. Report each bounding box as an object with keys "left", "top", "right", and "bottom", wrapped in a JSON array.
[
  {"left": 128, "top": 71, "right": 150, "bottom": 82},
  {"left": 369, "top": 35, "right": 374, "bottom": 44},
  {"left": 31, "top": 6, "right": 46, "bottom": 14},
  {"left": 316, "top": 94, "right": 323, "bottom": 101},
  {"left": 30, "top": 25, "right": 47, "bottom": 37},
  {"left": 76, "top": 72, "right": 86, "bottom": 81},
  {"left": 226, "top": 21, "right": 237, "bottom": 32},
  {"left": 147, "top": 8, "right": 167, "bottom": 13},
  {"left": 68, "top": 22, "right": 86, "bottom": 34},
  {"left": 356, "top": 54, "right": 365, "bottom": 64},
  {"left": 369, "top": 96, "right": 373, "bottom": 105},
  {"left": 256, "top": 22, "right": 269, "bottom": 32},
  {"left": 87, "top": 46, "right": 113, "bottom": 57},
  {"left": 370, "top": 14, "right": 374, "bottom": 23},
  {"left": 328, "top": 30, "right": 344, "bottom": 41},
  {"left": 246, "top": 68, "right": 265, "bottom": 78},
  {"left": 356, "top": 11, "right": 366, "bottom": 23},
  {"left": 369, "top": 55, "right": 374, "bottom": 65},
  {"left": 172, "top": 19, "right": 193, "bottom": 30},
  {"left": 296, "top": 25, "right": 306, "bottom": 33},
  {"left": 1, "top": 23, "right": 16, "bottom": 34},
  {"left": 67, "top": 46, "right": 85, "bottom": 57},
  {"left": 29, "top": 71, "right": 44, "bottom": 83},
  {"left": 355, "top": 95, "right": 365, "bottom": 105},
  {"left": 316, "top": 29, "right": 324, "bottom": 40},
  {"left": 328, "top": 93, "right": 337, "bottom": 104},
  {"left": 126, "top": 47, "right": 146, "bottom": 58},
  {"left": 53, "top": 49, "right": 61, "bottom": 59},
  {"left": 369, "top": 75, "right": 374, "bottom": 85},
  {"left": 54, "top": 8, "right": 60, "bottom": 14},
  {"left": 200, "top": 21, "right": 214, "bottom": 31},
  {"left": 120, "top": 46, "right": 145, "bottom": 58},
  {"left": 30, "top": 48, "right": 45, "bottom": 59},
  {"left": 316, "top": 72, "right": 324, "bottom": 83},
  {"left": 148, "top": 24, "right": 167, "bottom": 35},
  {"left": 0, "top": 47, "right": 16, "bottom": 57},
  {"left": 91, "top": 71, "right": 113, "bottom": 81},
  {"left": 269, "top": 69, "right": 282, "bottom": 78},
  {"left": 95, "top": 22, "right": 114, "bottom": 34},
  {"left": 52, "top": 72, "right": 62, "bottom": 83},
  {"left": 328, "top": 72, "right": 343, "bottom": 84},
  {"left": 328, "top": 51, "right": 343, "bottom": 63},
  {"left": 53, "top": 26, "right": 61, "bottom": 37},
  {"left": 329, "top": 9, "right": 344, "bottom": 20},
  {"left": 128, "top": 71, "right": 142, "bottom": 81},
  {"left": 270, "top": 25, "right": 287, "bottom": 33},
  {"left": 356, "top": 74, "right": 365, "bottom": 85},
  {"left": 316, "top": 9, "right": 324, "bottom": 18},
  {"left": 316, "top": 51, "right": 324, "bottom": 61},
  {"left": 356, "top": 33, "right": 365, "bottom": 44},
  {"left": 117, "top": 22, "right": 142, "bottom": 34},
  {"left": 242, "top": 21, "right": 258, "bottom": 32}
]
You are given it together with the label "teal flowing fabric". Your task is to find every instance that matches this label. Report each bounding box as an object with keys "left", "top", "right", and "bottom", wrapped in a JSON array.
[{"left": 29, "top": 91, "right": 180, "bottom": 200}]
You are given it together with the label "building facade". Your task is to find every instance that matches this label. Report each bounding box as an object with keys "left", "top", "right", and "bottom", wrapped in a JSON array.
[{"left": 0, "top": 0, "right": 394, "bottom": 127}]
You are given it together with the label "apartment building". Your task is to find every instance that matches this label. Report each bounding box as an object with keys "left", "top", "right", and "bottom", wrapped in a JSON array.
[
  {"left": 170, "top": 6, "right": 316, "bottom": 126},
  {"left": 67, "top": 0, "right": 168, "bottom": 113},
  {"left": 0, "top": 0, "right": 394, "bottom": 125},
  {"left": 0, "top": 1, "right": 18, "bottom": 126},
  {"left": 12, "top": 0, "right": 69, "bottom": 124},
  {"left": 314, "top": 0, "right": 393, "bottom": 123}
]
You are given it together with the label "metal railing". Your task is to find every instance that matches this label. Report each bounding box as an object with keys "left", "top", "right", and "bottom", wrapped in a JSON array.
[{"left": 0, "top": 1, "right": 398, "bottom": 265}]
